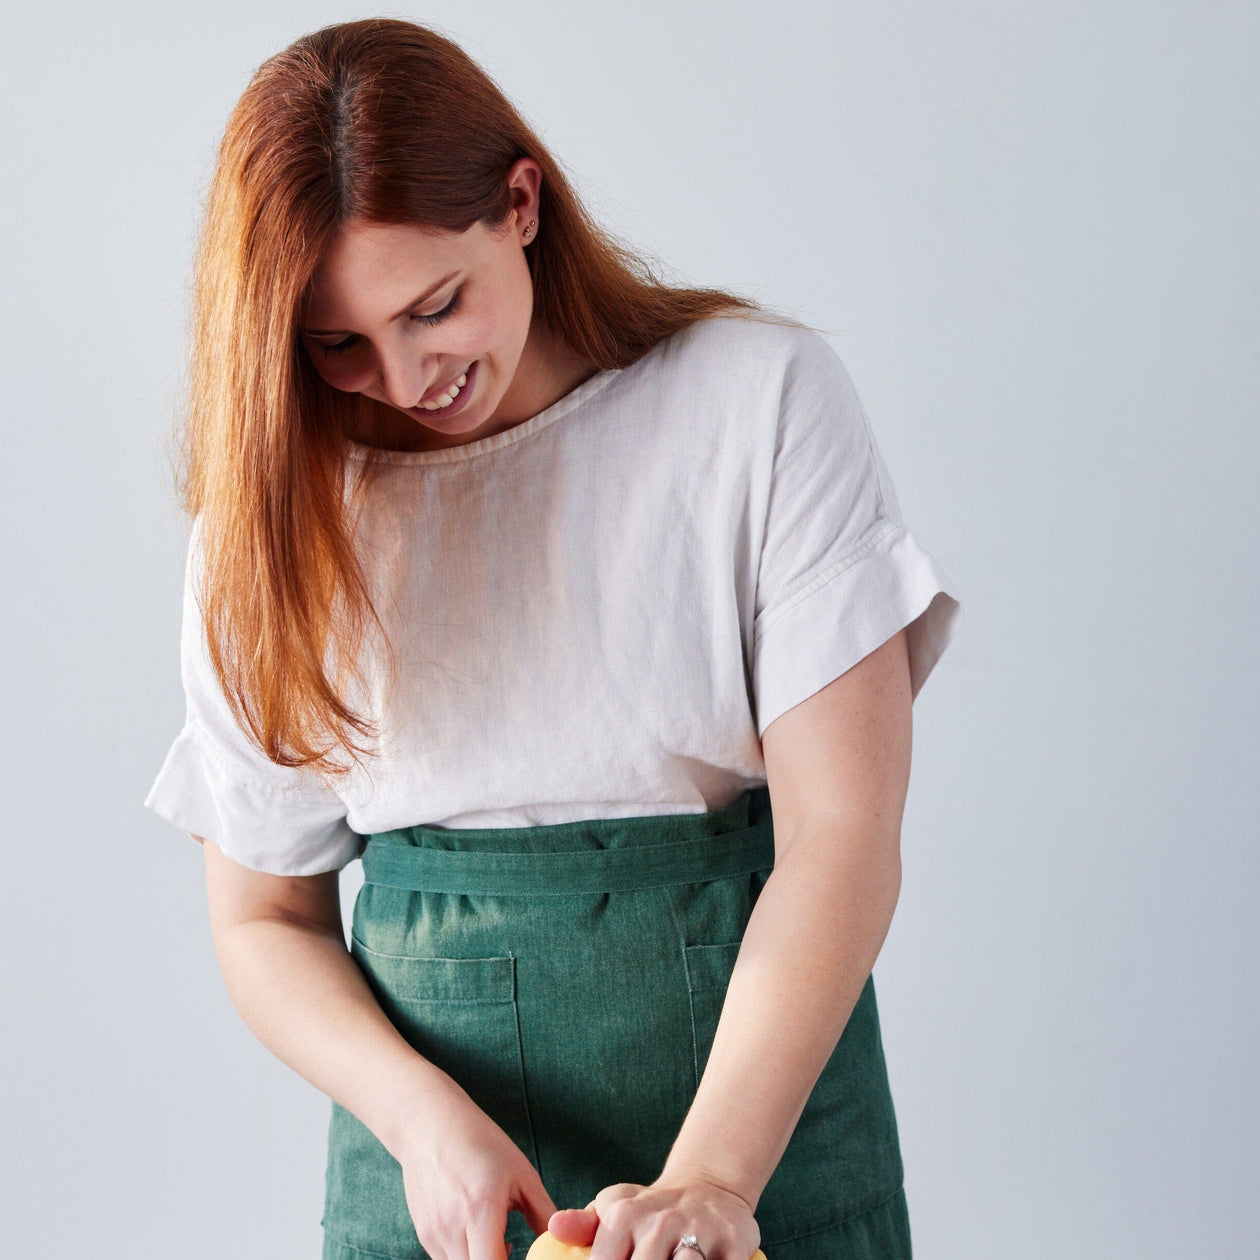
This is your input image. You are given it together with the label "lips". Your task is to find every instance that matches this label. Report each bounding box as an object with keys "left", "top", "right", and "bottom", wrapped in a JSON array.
[
  {"left": 420, "top": 363, "right": 473, "bottom": 406},
  {"left": 409, "top": 358, "right": 479, "bottom": 421}
]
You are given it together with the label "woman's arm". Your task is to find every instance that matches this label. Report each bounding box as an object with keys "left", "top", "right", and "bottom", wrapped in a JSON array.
[
  {"left": 198, "top": 836, "right": 463, "bottom": 1165},
  {"left": 659, "top": 629, "right": 913, "bottom": 1209}
]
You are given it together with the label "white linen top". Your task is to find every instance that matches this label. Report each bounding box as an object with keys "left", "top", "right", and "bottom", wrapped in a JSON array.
[{"left": 143, "top": 312, "right": 964, "bottom": 876}]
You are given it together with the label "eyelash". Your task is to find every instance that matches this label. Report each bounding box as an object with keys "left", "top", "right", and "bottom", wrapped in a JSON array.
[{"left": 316, "top": 288, "right": 462, "bottom": 356}]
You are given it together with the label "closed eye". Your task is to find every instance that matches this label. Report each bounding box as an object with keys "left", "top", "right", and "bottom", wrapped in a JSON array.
[{"left": 312, "top": 288, "right": 463, "bottom": 356}]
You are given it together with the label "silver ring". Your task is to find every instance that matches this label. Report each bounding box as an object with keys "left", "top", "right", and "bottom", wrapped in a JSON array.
[{"left": 671, "top": 1235, "right": 707, "bottom": 1260}]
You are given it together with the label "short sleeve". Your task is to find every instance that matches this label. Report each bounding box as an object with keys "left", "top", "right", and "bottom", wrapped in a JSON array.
[
  {"left": 142, "top": 517, "right": 362, "bottom": 875},
  {"left": 751, "top": 329, "right": 964, "bottom": 738}
]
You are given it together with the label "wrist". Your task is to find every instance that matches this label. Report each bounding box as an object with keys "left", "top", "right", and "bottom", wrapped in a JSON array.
[
  {"left": 657, "top": 1159, "right": 759, "bottom": 1216},
  {"left": 377, "top": 1059, "right": 468, "bottom": 1165}
]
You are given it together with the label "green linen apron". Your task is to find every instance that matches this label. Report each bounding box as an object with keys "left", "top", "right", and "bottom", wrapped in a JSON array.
[{"left": 321, "top": 786, "right": 912, "bottom": 1260}]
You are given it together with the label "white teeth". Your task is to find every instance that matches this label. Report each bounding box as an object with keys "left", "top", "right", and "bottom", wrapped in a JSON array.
[{"left": 419, "top": 371, "right": 470, "bottom": 411}]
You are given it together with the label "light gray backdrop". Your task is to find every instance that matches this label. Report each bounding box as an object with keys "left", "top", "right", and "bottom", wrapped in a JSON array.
[{"left": 3, "top": 2, "right": 1255, "bottom": 1257}]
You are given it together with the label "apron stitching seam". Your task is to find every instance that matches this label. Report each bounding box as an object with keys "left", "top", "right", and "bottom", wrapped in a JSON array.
[
  {"left": 760, "top": 1183, "right": 906, "bottom": 1246},
  {"left": 509, "top": 952, "right": 545, "bottom": 1180},
  {"left": 358, "top": 871, "right": 770, "bottom": 897},
  {"left": 320, "top": 1228, "right": 416, "bottom": 1259},
  {"left": 683, "top": 955, "right": 701, "bottom": 1091},
  {"left": 662, "top": 887, "right": 703, "bottom": 1093}
]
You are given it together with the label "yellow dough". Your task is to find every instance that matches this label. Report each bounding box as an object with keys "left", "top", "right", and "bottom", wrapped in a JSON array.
[
  {"left": 525, "top": 1233, "right": 766, "bottom": 1260},
  {"left": 524, "top": 1234, "right": 595, "bottom": 1260}
]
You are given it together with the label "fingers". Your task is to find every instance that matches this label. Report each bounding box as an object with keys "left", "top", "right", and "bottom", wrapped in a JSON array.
[
  {"left": 467, "top": 1205, "right": 511, "bottom": 1260},
  {"left": 514, "top": 1163, "right": 560, "bottom": 1238}
]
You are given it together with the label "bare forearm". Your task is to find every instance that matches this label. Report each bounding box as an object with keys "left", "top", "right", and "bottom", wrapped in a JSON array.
[
  {"left": 213, "top": 916, "right": 457, "bottom": 1164},
  {"left": 662, "top": 821, "right": 902, "bottom": 1208}
]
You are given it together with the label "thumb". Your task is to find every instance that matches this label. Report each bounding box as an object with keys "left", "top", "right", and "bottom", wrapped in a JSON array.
[{"left": 547, "top": 1205, "right": 599, "bottom": 1246}]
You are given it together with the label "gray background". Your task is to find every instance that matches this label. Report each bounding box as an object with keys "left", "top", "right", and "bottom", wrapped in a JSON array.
[{"left": 3, "top": 1, "right": 1256, "bottom": 1256}]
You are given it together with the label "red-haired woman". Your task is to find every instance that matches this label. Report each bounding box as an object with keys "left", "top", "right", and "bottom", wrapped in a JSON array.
[{"left": 144, "top": 18, "right": 963, "bottom": 1260}]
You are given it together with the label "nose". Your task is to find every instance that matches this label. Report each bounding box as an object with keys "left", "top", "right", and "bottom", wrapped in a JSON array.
[{"left": 376, "top": 350, "right": 432, "bottom": 411}]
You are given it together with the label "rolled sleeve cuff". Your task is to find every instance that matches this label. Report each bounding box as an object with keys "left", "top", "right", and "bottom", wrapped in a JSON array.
[
  {"left": 142, "top": 722, "right": 363, "bottom": 876},
  {"left": 752, "top": 519, "right": 964, "bottom": 737}
]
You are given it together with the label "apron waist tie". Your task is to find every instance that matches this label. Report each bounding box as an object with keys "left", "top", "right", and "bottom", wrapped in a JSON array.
[{"left": 360, "top": 822, "right": 775, "bottom": 896}]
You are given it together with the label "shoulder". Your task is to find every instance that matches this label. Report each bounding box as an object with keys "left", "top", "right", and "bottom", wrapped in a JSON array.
[
  {"left": 660, "top": 309, "right": 826, "bottom": 363},
  {"left": 650, "top": 312, "right": 849, "bottom": 402},
  {"left": 600, "top": 314, "right": 860, "bottom": 469}
]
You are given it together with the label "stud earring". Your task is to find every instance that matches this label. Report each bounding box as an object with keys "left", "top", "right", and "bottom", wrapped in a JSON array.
[{"left": 523, "top": 219, "right": 536, "bottom": 239}]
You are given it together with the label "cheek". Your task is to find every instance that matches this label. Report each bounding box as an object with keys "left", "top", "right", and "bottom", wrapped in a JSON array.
[
  {"left": 461, "top": 277, "right": 518, "bottom": 347},
  {"left": 451, "top": 304, "right": 498, "bottom": 353},
  {"left": 311, "top": 354, "right": 371, "bottom": 393}
]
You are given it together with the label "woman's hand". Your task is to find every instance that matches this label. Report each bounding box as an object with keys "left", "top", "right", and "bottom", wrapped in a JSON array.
[
  {"left": 398, "top": 1075, "right": 558, "bottom": 1260},
  {"left": 547, "top": 1171, "right": 761, "bottom": 1260}
]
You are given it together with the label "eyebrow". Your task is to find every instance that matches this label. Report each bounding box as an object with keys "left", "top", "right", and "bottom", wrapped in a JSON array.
[{"left": 299, "top": 270, "right": 462, "bottom": 335}]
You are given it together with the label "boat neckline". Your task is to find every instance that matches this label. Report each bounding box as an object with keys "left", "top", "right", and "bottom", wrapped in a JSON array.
[{"left": 342, "top": 364, "right": 625, "bottom": 466}]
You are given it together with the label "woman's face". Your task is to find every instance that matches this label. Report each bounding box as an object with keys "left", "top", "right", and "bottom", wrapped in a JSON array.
[{"left": 298, "top": 181, "right": 548, "bottom": 449}]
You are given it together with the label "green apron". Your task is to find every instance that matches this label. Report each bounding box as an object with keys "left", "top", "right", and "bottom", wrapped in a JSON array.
[{"left": 321, "top": 786, "right": 912, "bottom": 1260}]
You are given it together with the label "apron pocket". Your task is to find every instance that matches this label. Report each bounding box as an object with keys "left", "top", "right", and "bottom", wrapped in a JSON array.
[
  {"left": 682, "top": 940, "right": 746, "bottom": 1088},
  {"left": 681, "top": 940, "right": 905, "bottom": 1244},
  {"left": 349, "top": 935, "right": 540, "bottom": 1167},
  {"left": 321, "top": 937, "right": 540, "bottom": 1260}
]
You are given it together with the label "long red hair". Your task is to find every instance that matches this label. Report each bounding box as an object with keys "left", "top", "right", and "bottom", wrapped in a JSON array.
[{"left": 175, "top": 17, "right": 795, "bottom": 777}]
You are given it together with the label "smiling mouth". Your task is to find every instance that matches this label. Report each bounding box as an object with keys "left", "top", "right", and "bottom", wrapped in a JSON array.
[{"left": 418, "top": 364, "right": 472, "bottom": 410}]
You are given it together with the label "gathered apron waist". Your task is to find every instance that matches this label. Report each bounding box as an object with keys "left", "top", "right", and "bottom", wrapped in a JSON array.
[{"left": 360, "top": 821, "right": 776, "bottom": 896}]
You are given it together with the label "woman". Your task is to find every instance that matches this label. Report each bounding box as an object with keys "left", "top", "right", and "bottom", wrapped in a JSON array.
[{"left": 144, "top": 17, "right": 963, "bottom": 1260}]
